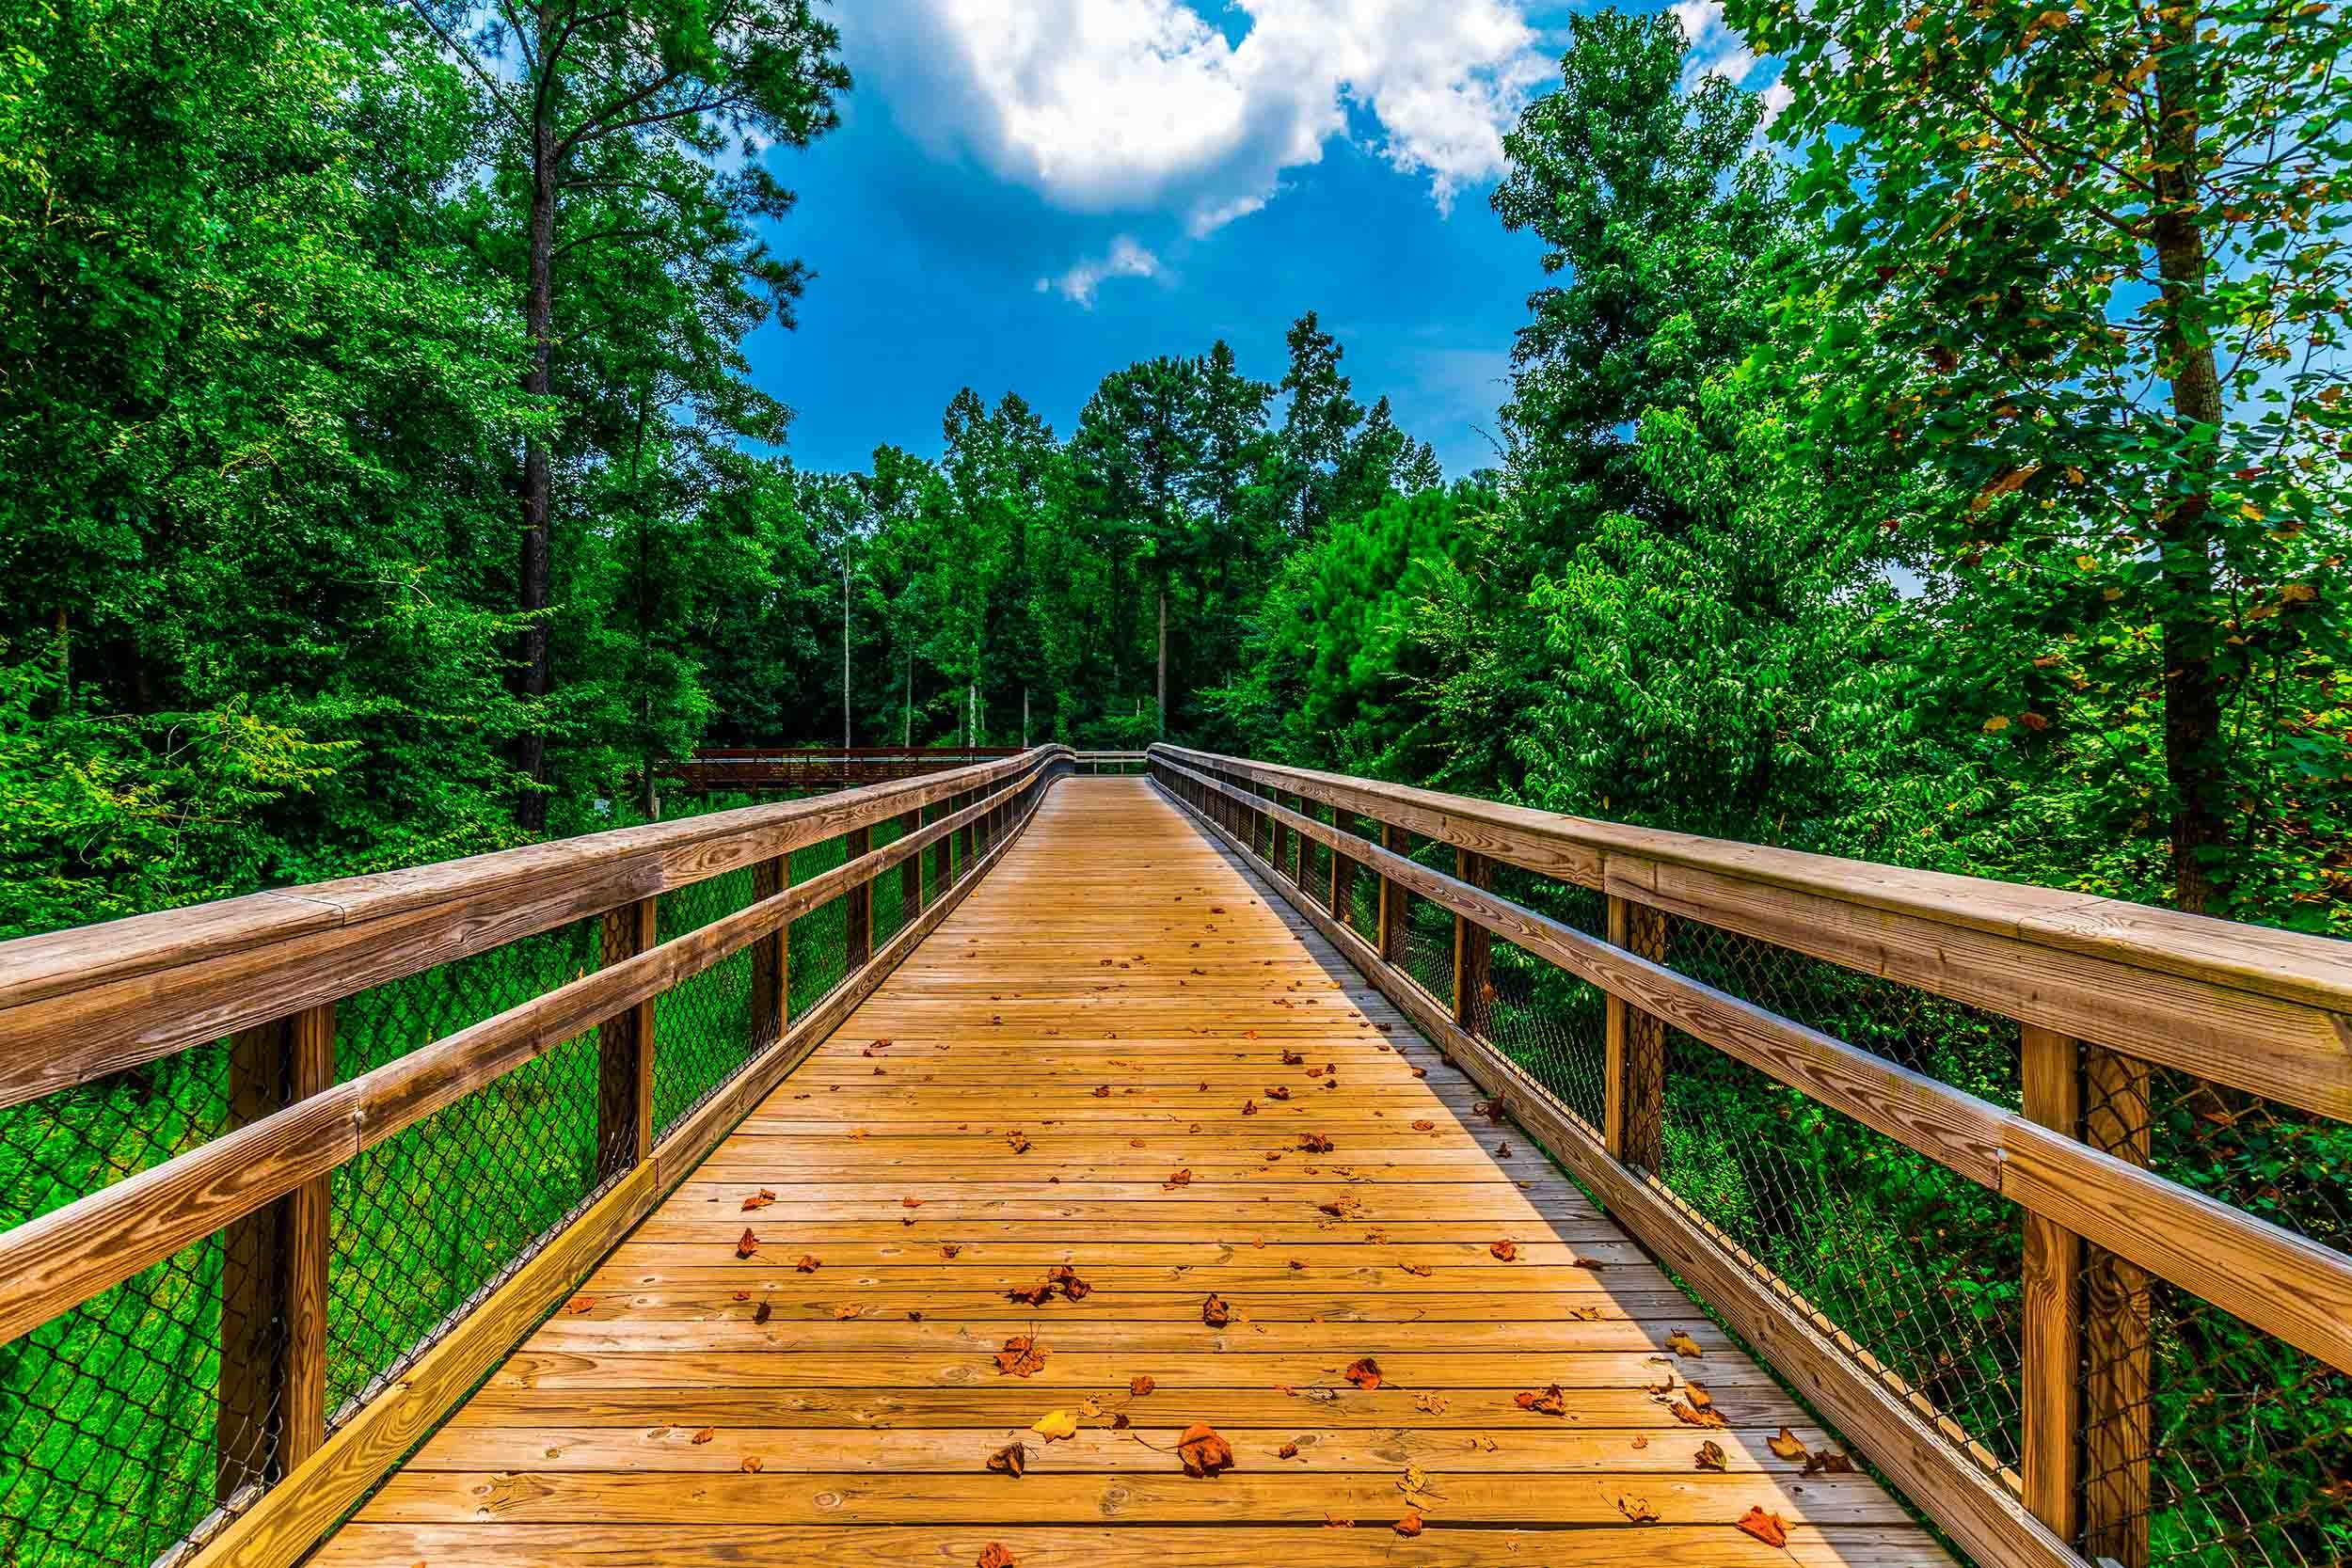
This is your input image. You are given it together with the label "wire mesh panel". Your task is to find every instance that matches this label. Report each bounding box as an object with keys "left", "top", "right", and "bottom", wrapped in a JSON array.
[
  {"left": 2081, "top": 1059, "right": 2352, "bottom": 1567},
  {"left": 787, "top": 832, "right": 852, "bottom": 1021},
  {"left": 1, "top": 1156, "right": 240, "bottom": 1568},
  {"left": 328, "top": 919, "right": 607, "bottom": 1415},
  {"left": 1479, "top": 864, "right": 1611, "bottom": 1129},
  {"left": 651, "top": 867, "right": 758, "bottom": 1139}
]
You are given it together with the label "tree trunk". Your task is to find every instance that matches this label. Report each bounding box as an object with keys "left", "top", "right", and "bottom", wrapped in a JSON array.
[
  {"left": 1155, "top": 578, "right": 1168, "bottom": 737},
  {"left": 514, "top": 94, "right": 559, "bottom": 833},
  {"left": 2150, "top": 25, "right": 2228, "bottom": 916},
  {"left": 903, "top": 654, "right": 912, "bottom": 746}
]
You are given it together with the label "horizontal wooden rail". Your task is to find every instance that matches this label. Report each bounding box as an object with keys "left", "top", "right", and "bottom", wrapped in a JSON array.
[
  {"left": 0, "top": 758, "right": 1058, "bottom": 1347},
  {"left": 1152, "top": 744, "right": 2352, "bottom": 1121},
  {"left": 0, "top": 750, "right": 1051, "bottom": 1111},
  {"left": 1150, "top": 745, "right": 2352, "bottom": 1568}
]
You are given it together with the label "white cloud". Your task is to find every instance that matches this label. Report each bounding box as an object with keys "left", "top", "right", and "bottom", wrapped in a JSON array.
[
  {"left": 1672, "top": 0, "right": 1763, "bottom": 87},
  {"left": 1039, "top": 234, "right": 1164, "bottom": 307},
  {"left": 846, "top": 0, "right": 1552, "bottom": 233}
]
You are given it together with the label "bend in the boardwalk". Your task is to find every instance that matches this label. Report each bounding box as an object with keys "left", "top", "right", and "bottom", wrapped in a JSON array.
[{"left": 313, "top": 777, "right": 1952, "bottom": 1567}]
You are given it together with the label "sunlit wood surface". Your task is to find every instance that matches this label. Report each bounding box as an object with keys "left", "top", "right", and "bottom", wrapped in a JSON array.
[{"left": 311, "top": 777, "right": 1953, "bottom": 1567}]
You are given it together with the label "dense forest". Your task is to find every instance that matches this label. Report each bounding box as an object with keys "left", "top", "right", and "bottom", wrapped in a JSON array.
[{"left": 2, "top": 0, "right": 2345, "bottom": 942}]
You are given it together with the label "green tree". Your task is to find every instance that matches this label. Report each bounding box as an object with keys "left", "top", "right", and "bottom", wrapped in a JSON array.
[
  {"left": 405, "top": 0, "right": 849, "bottom": 826},
  {"left": 1730, "top": 0, "right": 2352, "bottom": 920}
]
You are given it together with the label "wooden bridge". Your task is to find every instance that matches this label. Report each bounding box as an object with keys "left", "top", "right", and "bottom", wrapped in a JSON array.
[{"left": 0, "top": 748, "right": 2344, "bottom": 1568}]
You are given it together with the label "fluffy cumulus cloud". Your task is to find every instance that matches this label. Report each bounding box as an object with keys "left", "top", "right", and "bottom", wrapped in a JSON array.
[
  {"left": 846, "top": 0, "right": 1553, "bottom": 233},
  {"left": 1037, "top": 234, "right": 1164, "bottom": 307}
]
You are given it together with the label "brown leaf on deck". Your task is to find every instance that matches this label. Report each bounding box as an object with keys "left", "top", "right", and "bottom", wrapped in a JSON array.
[
  {"left": 1737, "top": 1506, "right": 1790, "bottom": 1549},
  {"left": 1175, "top": 1421, "right": 1235, "bottom": 1477}
]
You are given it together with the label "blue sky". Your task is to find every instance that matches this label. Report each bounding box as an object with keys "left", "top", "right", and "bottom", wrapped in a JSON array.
[{"left": 745, "top": 1, "right": 1771, "bottom": 483}]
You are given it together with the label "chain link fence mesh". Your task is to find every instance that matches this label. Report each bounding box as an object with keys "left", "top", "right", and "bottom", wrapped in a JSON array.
[{"left": 0, "top": 770, "right": 1029, "bottom": 1568}]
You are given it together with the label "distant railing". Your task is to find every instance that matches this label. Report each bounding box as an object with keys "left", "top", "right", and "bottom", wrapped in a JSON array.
[
  {"left": 1149, "top": 743, "right": 2351, "bottom": 1568},
  {"left": 0, "top": 747, "right": 1074, "bottom": 1568},
  {"left": 665, "top": 744, "right": 1018, "bottom": 792}
]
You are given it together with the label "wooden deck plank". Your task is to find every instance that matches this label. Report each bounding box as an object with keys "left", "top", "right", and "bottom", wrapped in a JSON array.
[{"left": 320, "top": 777, "right": 1949, "bottom": 1567}]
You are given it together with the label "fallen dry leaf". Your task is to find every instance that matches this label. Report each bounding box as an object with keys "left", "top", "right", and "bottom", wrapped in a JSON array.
[
  {"left": 1769, "top": 1427, "right": 1810, "bottom": 1463},
  {"left": 977, "top": 1544, "right": 1016, "bottom": 1568},
  {"left": 1398, "top": 1261, "right": 1433, "bottom": 1276},
  {"left": 1694, "top": 1440, "right": 1727, "bottom": 1472},
  {"left": 1298, "top": 1132, "right": 1333, "bottom": 1152},
  {"left": 1281, "top": 1049, "right": 1304, "bottom": 1066},
  {"left": 1631, "top": 1434, "right": 1649, "bottom": 1449},
  {"left": 832, "top": 1303, "right": 861, "bottom": 1320},
  {"left": 1092, "top": 1085, "right": 1110, "bottom": 1098},
  {"left": 940, "top": 1243, "right": 961, "bottom": 1259},
  {"left": 561, "top": 1296, "right": 595, "bottom": 1315},
  {"left": 1490, "top": 1239, "right": 1518, "bottom": 1261},
  {"left": 985, "top": 1441, "right": 1026, "bottom": 1478},
  {"left": 739, "top": 1455, "right": 763, "bottom": 1473},
  {"left": 1515, "top": 1385, "right": 1566, "bottom": 1417},
  {"left": 735, "top": 1228, "right": 759, "bottom": 1259},
  {"left": 1802, "top": 1448, "right": 1856, "bottom": 1478},
  {"left": 994, "top": 1335, "right": 1048, "bottom": 1377},
  {"left": 1737, "top": 1506, "right": 1790, "bottom": 1549},
  {"left": 1165, "top": 1168, "right": 1192, "bottom": 1188},
  {"left": 1242, "top": 1100, "right": 1258, "bottom": 1116},
  {"left": 1130, "top": 1374, "right": 1156, "bottom": 1396},
  {"left": 1666, "top": 1327, "right": 1705, "bottom": 1358},
  {"left": 1616, "top": 1493, "right": 1661, "bottom": 1524},
  {"left": 1393, "top": 1511, "right": 1424, "bottom": 1537},
  {"left": 1267, "top": 1085, "right": 1291, "bottom": 1101},
  {"left": 1005, "top": 1131, "right": 1031, "bottom": 1153},
  {"left": 1343, "top": 1356, "right": 1383, "bottom": 1391},
  {"left": 1413, "top": 1393, "right": 1449, "bottom": 1414},
  {"left": 1201, "top": 1292, "right": 1232, "bottom": 1327},
  {"left": 1031, "top": 1408, "right": 1078, "bottom": 1441},
  {"left": 740, "top": 1189, "right": 776, "bottom": 1212},
  {"left": 1175, "top": 1421, "right": 1235, "bottom": 1477},
  {"left": 795, "top": 1254, "right": 820, "bottom": 1273},
  {"left": 1670, "top": 1399, "right": 1728, "bottom": 1431},
  {"left": 902, "top": 1196, "right": 925, "bottom": 1209},
  {"left": 1411, "top": 1119, "right": 1436, "bottom": 1131},
  {"left": 691, "top": 1427, "right": 716, "bottom": 1445},
  {"left": 753, "top": 1300, "right": 772, "bottom": 1325}
]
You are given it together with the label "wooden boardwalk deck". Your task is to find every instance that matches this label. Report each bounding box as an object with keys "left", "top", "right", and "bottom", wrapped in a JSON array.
[{"left": 311, "top": 778, "right": 1953, "bottom": 1567}]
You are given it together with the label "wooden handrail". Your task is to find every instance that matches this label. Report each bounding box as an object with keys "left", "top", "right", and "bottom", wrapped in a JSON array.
[
  {"left": 1148, "top": 744, "right": 2352, "bottom": 1568},
  {"left": 1152, "top": 743, "right": 2352, "bottom": 1120},
  {"left": 0, "top": 746, "right": 1073, "bottom": 1568},
  {"left": 0, "top": 749, "right": 1055, "bottom": 1111}
]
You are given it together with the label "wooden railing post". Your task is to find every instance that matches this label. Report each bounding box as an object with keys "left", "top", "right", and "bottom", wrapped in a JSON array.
[
  {"left": 900, "top": 807, "right": 924, "bottom": 920},
  {"left": 2082, "top": 1044, "right": 2154, "bottom": 1568},
  {"left": 1329, "top": 807, "right": 1354, "bottom": 923},
  {"left": 844, "top": 825, "right": 872, "bottom": 969},
  {"left": 957, "top": 793, "right": 976, "bottom": 866},
  {"left": 1377, "top": 822, "right": 1410, "bottom": 967},
  {"left": 1604, "top": 894, "right": 1668, "bottom": 1170},
  {"left": 219, "top": 1001, "right": 333, "bottom": 1497},
  {"left": 751, "top": 855, "right": 789, "bottom": 1048},
  {"left": 2020, "top": 1023, "right": 2083, "bottom": 1543},
  {"left": 1271, "top": 789, "right": 1291, "bottom": 878},
  {"left": 596, "top": 896, "right": 658, "bottom": 1177},
  {"left": 1452, "top": 849, "right": 1492, "bottom": 1036},
  {"left": 1290, "top": 794, "right": 1306, "bottom": 883}
]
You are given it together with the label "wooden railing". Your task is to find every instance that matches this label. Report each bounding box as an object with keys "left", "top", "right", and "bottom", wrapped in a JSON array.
[
  {"left": 665, "top": 744, "right": 1020, "bottom": 791},
  {"left": 1149, "top": 743, "right": 2351, "bottom": 1568},
  {"left": 0, "top": 746, "right": 1073, "bottom": 1568}
]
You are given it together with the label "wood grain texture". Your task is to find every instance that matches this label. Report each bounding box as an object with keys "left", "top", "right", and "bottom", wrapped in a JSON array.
[
  {"left": 308, "top": 777, "right": 1951, "bottom": 1568},
  {"left": 1152, "top": 745, "right": 2352, "bottom": 1119},
  {"left": 2018, "top": 1025, "right": 2082, "bottom": 1540}
]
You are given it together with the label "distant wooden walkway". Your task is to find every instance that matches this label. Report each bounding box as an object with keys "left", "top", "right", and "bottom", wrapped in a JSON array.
[{"left": 312, "top": 778, "right": 1951, "bottom": 1567}]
